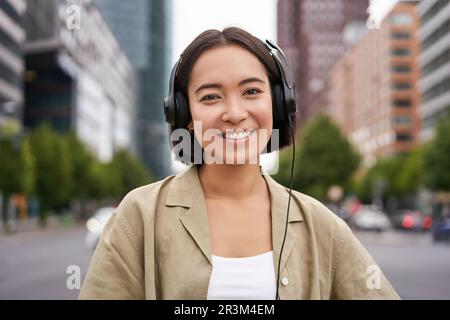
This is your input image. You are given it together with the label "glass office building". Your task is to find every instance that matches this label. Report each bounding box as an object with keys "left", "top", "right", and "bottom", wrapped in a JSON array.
[
  {"left": 95, "top": 0, "right": 173, "bottom": 178},
  {"left": 418, "top": 0, "right": 450, "bottom": 141},
  {"left": 23, "top": 0, "right": 136, "bottom": 162},
  {"left": 0, "top": 0, "right": 26, "bottom": 132}
]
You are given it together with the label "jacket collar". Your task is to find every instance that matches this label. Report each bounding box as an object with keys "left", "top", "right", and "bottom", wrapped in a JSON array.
[{"left": 165, "top": 164, "right": 304, "bottom": 274}]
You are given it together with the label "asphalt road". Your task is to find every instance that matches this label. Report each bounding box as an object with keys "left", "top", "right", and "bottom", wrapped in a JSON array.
[
  {"left": 0, "top": 224, "right": 449, "bottom": 299},
  {"left": 355, "top": 229, "right": 450, "bottom": 299},
  {"left": 0, "top": 224, "right": 92, "bottom": 300}
]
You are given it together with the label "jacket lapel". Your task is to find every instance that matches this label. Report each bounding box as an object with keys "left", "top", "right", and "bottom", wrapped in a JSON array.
[
  {"left": 166, "top": 164, "right": 213, "bottom": 265},
  {"left": 165, "top": 164, "right": 304, "bottom": 275},
  {"left": 262, "top": 169, "right": 304, "bottom": 276}
]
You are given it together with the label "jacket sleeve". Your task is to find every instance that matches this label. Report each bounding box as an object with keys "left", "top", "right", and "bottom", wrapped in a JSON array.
[
  {"left": 78, "top": 196, "right": 145, "bottom": 299},
  {"left": 330, "top": 219, "right": 401, "bottom": 300}
]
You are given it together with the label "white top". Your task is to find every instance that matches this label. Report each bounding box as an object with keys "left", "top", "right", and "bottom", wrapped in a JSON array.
[{"left": 206, "top": 251, "right": 277, "bottom": 300}]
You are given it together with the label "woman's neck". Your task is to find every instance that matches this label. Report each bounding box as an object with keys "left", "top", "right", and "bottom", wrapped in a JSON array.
[{"left": 197, "top": 164, "right": 266, "bottom": 200}]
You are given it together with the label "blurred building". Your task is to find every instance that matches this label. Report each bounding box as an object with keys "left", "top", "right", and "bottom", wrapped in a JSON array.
[
  {"left": 23, "top": 0, "right": 135, "bottom": 162},
  {"left": 418, "top": 0, "right": 450, "bottom": 141},
  {"left": 0, "top": 0, "right": 26, "bottom": 131},
  {"left": 94, "top": 0, "right": 172, "bottom": 178},
  {"left": 327, "top": 1, "right": 421, "bottom": 165},
  {"left": 277, "top": 0, "right": 369, "bottom": 123}
]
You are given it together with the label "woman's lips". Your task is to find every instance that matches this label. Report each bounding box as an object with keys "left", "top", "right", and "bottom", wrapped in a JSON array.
[{"left": 216, "top": 129, "right": 257, "bottom": 142}]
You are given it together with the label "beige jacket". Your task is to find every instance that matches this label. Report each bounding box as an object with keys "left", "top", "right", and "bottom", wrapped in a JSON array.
[{"left": 79, "top": 164, "right": 400, "bottom": 300}]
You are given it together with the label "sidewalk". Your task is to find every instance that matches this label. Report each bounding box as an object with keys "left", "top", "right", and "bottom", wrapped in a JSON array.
[{"left": 0, "top": 215, "right": 83, "bottom": 236}]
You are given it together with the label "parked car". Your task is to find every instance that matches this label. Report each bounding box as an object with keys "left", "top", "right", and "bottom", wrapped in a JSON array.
[
  {"left": 85, "top": 207, "right": 115, "bottom": 250},
  {"left": 351, "top": 205, "right": 391, "bottom": 232},
  {"left": 391, "top": 209, "right": 433, "bottom": 231},
  {"left": 432, "top": 217, "right": 450, "bottom": 242}
]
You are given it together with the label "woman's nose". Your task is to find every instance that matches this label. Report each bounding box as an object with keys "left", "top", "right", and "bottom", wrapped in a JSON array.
[{"left": 221, "top": 96, "right": 248, "bottom": 123}]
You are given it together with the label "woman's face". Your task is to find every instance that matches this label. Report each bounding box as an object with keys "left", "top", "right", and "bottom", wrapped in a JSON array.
[{"left": 187, "top": 44, "right": 273, "bottom": 165}]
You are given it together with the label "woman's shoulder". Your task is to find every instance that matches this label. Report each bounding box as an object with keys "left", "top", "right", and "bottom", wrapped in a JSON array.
[
  {"left": 122, "top": 174, "right": 176, "bottom": 205},
  {"left": 108, "top": 174, "right": 177, "bottom": 227},
  {"left": 120, "top": 165, "right": 196, "bottom": 208},
  {"left": 100, "top": 174, "right": 178, "bottom": 248}
]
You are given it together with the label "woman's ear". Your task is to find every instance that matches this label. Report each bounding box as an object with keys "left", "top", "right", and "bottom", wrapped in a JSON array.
[{"left": 187, "top": 121, "right": 194, "bottom": 132}]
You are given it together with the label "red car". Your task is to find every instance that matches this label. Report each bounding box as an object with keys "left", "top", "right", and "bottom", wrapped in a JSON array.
[{"left": 392, "top": 209, "right": 433, "bottom": 231}]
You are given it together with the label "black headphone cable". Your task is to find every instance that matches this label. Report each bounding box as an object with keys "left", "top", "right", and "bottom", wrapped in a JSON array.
[{"left": 275, "top": 114, "right": 295, "bottom": 300}]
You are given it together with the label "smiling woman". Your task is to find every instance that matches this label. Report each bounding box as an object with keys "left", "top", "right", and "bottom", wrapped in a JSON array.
[
  {"left": 188, "top": 44, "right": 272, "bottom": 162},
  {"left": 79, "top": 27, "right": 400, "bottom": 300},
  {"left": 167, "top": 28, "right": 295, "bottom": 166}
]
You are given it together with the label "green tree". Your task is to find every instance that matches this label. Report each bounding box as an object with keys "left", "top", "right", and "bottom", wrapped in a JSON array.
[
  {"left": 0, "top": 137, "right": 35, "bottom": 196},
  {"left": 424, "top": 112, "right": 450, "bottom": 191},
  {"left": 274, "top": 114, "right": 360, "bottom": 201},
  {"left": 354, "top": 149, "right": 424, "bottom": 204},
  {"left": 85, "top": 150, "right": 152, "bottom": 201},
  {"left": 395, "top": 148, "right": 424, "bottom": 195},
  {"left": 110, "top": 149, "right": 154, "bottom": 198},
  {"left": 355, "top": 155, "right": 403, "bottom": 203},
  {"left": 29, "top": 124, "right": 73, "bottom": 219},
  {"left": 86, "top": 162, "right": 120, "bottom": 200},
  {"left": 0, "top": 136, "right": 35, "bottom": 226},
  {"left": 64, "top": 131, "right": 95, "bottom": 199}
]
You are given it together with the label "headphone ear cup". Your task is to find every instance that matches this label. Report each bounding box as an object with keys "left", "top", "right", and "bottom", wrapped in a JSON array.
[
  {"left": 272, "top": 84, "right": 285, "bottom": 122},
  {"left": 175, "top": 91, "right": 190, "bottom": 128}
]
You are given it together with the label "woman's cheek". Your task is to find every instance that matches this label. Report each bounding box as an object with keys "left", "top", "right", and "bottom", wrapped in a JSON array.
[
  {"left": 257, "top": 98, "right": 273, "bottom": 129},
  {"left": 190, "top": 113, "right": 216, "bottom": 148}
]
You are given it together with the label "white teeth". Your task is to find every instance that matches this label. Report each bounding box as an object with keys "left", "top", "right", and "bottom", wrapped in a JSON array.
[{"left": 219, "top": 129, "right": 255, "bottom": 140}]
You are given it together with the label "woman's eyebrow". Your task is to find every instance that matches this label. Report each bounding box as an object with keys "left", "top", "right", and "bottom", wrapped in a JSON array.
[
  {"left": 194, "top": 83, "right": 222, "bottom": 94},
  {"left": 238, "top": 77, "right": 266, "bottom": 86},
  {"left": 194, "top": 77, "right": 266, "bottom": 95}
]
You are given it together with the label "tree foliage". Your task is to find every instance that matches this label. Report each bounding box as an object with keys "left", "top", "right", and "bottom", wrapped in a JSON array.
[
  {"left": 423, "top": 112, "right": 450, "bottom": 191},
  {"left": 274, "top": 114, "right": 361, "bottom": 201}
]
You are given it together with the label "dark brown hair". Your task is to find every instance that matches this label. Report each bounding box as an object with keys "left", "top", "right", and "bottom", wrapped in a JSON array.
[{"left": 170, "top": 27, "right": 297, "bottom": 164}]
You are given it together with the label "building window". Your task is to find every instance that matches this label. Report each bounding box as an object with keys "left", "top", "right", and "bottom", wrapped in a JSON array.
[
  {"left": 0, "top": 60, "right": 21, "bottom": 86},
  {"left": 391, "top": 48, "right": 411, "bottom": 56},
  {"left": 393, "top": 99, "right": 412, "bottom": 107},
  {"left": 392, "top": 115, "right": 412, "bottom": 125},
  {"left": 423, "top": 105, "right": 450, "bottom": 129},
  {"left": 392, "top": 65, "right": 411, "bottom": 73},
  {"left": 390, "top": 14, "right": 412, "bottom": 25},
  {"left": 422, "top": 0, "right": 450, "bottom": 26},
  {"left": 422, "top": 18, "right": 450, "bottom": 51},
  {"left": 0, "top": 1, "right": 22, "bottom": 27},
  {"left": 422, "top": 47, "right": 450, "bottom": 77},
  {"left": 396, "top": 133, "right": 412, "bottom": 141},
  {"left": 423, "top": 76, "right": 450, "bottom": 102},
  {"left": 392, "top": 82, "right": 411, "bottom": 90},
  {"left": 391, "top": 31, "right": 411, "bottom": 39}
]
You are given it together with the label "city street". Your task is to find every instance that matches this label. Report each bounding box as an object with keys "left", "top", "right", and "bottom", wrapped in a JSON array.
[
  {"left": 0, "top": 224, "right": 92, "bottom": 300},
  {"left": 356, "top": 229, "right": 450, "bottom": 299},
  {"left": 0, "top": 224, "right": 449, "bottom": 300}
]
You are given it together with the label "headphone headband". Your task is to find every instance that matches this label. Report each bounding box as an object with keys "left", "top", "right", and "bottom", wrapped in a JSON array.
[{"left": 264, "top": 39, "right": 297, "bottom": 116}]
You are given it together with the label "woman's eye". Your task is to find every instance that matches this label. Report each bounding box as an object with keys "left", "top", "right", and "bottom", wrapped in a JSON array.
[
  {"left": 200, "top": 94, "right": 220, "bottom": 102},
  {"left": 244, "top": 88, "right": 262, "bottom": 96}
]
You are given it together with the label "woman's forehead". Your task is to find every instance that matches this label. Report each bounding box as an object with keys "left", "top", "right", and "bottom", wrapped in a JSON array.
[{"left": 188, "top": 45, "right": 269, "bottom": 88}]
